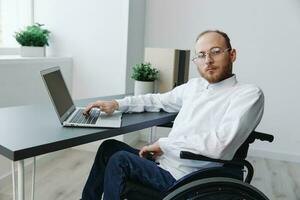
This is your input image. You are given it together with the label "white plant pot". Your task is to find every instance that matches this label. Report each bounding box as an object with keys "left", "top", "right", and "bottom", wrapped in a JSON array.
[
  {"left": 134, "top": 80, "right": 154, "bottom": 95},
  {"left": 20, "top": 46, "right": 46, "bottom": 57}
]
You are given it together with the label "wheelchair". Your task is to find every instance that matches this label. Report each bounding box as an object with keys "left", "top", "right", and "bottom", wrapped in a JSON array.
[{"left": 121, "top": 124, "right": 274, "bottom": 200}]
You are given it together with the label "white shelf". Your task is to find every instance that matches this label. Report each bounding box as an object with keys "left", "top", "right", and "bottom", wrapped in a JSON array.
[
  {"left": 0, "top": 55, "right": 72, "bottom": 63},
  {"left": 0, "top": 57, "right": 73, "bottom": 108}
]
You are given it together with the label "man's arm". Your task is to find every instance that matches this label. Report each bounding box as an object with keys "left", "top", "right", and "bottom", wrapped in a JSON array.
[
  {"left": 84, "top": 83, "right": 187, "bottom": 115},
  {"left": 116, "top": 83, "right": 186, "bottom": 113}
]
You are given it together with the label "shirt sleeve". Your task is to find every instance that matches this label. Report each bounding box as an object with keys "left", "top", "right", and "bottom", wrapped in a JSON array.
[
  {"left": 168, "top": 86, "right": 265, "bottom": 160},
  {"left": 116, "top": 83, "right": 186, "bottom": 113}
]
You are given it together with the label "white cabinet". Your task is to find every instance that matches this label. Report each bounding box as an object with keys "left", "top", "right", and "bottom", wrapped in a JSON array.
[{"left": 0, "top": 56, "right": 73, "bottom": 108}]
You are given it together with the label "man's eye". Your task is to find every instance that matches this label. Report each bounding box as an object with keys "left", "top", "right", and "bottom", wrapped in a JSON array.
[
  {"left": 197, "top": 53, "right": 206, "bottom": 58},
  {"left": 211, "top": 48, "right": 221, "bottom": 55}
]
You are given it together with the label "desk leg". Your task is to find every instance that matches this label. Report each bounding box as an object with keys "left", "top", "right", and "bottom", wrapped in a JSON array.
[
  {"left": 11, "top": 162, "right": 17, "bottom": 200},
  {"left": 31, "top": 157, "right": 36, "bottom": 200},
  {"left": 148, "top": 127, "right": 157, "bottom": 144},
  {"left": 17, "top": 160, "right": 25, "bottom": 200}
]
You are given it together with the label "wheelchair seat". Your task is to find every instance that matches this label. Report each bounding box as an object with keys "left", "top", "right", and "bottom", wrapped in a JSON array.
[{"left": 121, "top": 129, "right": 274, "bottom": 200}]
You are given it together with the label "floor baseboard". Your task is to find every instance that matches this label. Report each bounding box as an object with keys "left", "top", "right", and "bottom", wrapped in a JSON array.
[{"left": 248, "top": 148, "right": 300, "bottom": 164}]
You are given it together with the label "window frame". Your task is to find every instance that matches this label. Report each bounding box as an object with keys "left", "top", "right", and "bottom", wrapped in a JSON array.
[{"left": 0, "top": 0, "right": 34, "bottom": 53}]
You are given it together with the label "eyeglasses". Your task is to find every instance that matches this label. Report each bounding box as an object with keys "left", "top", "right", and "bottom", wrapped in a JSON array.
[{"left": 192, "top": 47, "right": 231, "bottom": 64}]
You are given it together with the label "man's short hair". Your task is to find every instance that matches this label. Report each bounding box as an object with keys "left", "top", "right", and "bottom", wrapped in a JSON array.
[{"left": 196, "top": 30, "right": 232, "bottom": 49}]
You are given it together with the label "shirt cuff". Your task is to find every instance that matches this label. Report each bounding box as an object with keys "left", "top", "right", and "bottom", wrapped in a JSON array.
[
  {"left": 158, "top": 137, "right": 169, "bottom": 154},
  {"left": 115, "top": 98, "right": 129, "bottom": 112}
]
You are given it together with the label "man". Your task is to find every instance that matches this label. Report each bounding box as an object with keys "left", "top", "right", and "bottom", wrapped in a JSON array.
[{"left": 81, "top": 30, "right": 264, "bottom": 200}]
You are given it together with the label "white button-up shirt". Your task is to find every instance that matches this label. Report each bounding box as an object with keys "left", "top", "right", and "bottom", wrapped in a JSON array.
[{"left": 116, "top": 75, "right": 264, "bottom": 179}]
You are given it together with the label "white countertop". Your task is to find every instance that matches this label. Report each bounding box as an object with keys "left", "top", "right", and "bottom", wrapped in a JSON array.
[{"left": 0, "top": 55, "right": 72, "bottom": 61}]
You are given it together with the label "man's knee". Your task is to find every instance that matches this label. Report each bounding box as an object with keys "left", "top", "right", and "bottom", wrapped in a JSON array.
[
  {"left": 97, "top": 139, "right": 125, "bottom": 155},
  {"left": 96, "top": 139, "right": 129, "bottom": 164},
  {"left": 94, "top": 139, "right": 119, "bottom": 161},
  {"left": 98, "top": 139, "right": 120, "bottom": 151}
]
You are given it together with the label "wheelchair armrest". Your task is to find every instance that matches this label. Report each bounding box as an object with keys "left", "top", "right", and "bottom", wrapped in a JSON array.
[
  {"left": 180, "top": 151, "right": 226, "bottom": 163},
  {"left": 180, "top": 151, "right": 249, "bottom": 167},
  {"left": 252, "top": 131, "right": 274, "bottom": 142},
  {"left": 180, "top": 151, "right": 254, "bottom": 183}
]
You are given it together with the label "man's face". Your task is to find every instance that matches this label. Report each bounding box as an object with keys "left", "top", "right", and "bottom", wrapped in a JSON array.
[{"left": 194, "top": 32, "right": 236, "bottom": 83}]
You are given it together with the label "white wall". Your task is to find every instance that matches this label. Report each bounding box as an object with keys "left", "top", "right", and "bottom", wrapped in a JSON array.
[
  {"left": 145, "top": 0, "right": 300, "bottom": 162},
  {"left": 34, "top": 0, "right": 129, "bottom": 99}
]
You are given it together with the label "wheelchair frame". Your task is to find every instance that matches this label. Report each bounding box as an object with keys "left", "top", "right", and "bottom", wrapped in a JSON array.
[{"left": 121, "top": 127, "right": 274, "bottom": 200}]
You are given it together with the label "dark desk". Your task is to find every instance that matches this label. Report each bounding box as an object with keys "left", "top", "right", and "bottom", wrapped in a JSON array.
[{"left": 0, "top": 95, "right": 177, "bottom": 200}]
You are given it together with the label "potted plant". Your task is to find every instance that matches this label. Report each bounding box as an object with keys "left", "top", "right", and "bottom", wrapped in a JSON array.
[
  {"left": 131, "top": 62, "right": 159, "bottom": 95},
  {"left": 14, "top": 23, "right": 50, "bottom": 57}
]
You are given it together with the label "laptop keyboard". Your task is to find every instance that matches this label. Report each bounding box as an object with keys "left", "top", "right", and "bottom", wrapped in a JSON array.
[{"left": 70, "top": 109, "right": 100, "bottom": 124}]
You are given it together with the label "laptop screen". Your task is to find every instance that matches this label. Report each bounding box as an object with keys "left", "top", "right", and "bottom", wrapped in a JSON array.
[{"left": 42, "top": 67, "right": 74, "bottom": 119}]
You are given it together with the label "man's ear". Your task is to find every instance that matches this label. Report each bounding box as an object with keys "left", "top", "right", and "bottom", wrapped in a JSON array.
[{"left": 230, "top": 49, "right": 237, "bottom": 62}]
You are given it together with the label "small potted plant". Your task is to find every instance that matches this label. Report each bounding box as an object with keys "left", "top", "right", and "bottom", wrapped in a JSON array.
[
  {"left": 14, "top": 23, "right": 50, "bottom": 57},
  {"left": 131, "top": 62, "right": 159, "bottom": 95}
]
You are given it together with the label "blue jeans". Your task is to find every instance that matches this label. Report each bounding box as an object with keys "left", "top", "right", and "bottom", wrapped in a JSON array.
[{"left": 81, "top": 139, "right": 176, "bottom": 200}]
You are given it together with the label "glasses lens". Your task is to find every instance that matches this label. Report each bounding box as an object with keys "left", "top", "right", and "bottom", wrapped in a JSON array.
[
  {"left": 198, "top": 52, "right": 206, "bottom": 59},
  {"left": 210, "top": 47, "right": 222, "bottom": 56},
  {"left": 193, "top": 47, "right": 230, "bottom": 64}
]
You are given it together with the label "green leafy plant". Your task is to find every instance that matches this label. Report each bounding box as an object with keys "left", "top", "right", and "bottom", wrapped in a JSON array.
[
  {"left": 131, "top": 62, "right": 159, "bottom": 82},
  {"left": 15, "top": 23, "right": 50, "bottom": 47}
]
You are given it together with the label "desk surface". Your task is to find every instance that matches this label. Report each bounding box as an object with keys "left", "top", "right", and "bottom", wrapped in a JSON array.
[{"left": 0, "top": 95, "right": 177, "bottom": 161}]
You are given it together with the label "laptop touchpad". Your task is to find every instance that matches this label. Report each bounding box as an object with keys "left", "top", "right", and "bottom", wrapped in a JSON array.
[{"left": 99, "top": 111, "right": 122, "bottom": 128}]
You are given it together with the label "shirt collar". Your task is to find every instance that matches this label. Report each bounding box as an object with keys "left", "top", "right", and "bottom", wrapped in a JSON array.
[{"left": 203, "top": 75, "right": 237, "bottom": 91}]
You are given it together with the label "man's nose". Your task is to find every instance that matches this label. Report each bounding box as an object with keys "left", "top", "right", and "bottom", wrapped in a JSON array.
[{"left": 205, "top": 54, "right": 213, "bottom": 64}]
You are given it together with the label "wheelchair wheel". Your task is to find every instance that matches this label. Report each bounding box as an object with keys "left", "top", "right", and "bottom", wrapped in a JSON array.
[{"left": 163, "top": 177, "right": 269, "bottom": 200}]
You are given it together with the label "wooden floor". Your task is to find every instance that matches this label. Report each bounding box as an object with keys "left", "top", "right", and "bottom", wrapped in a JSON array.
[{"left": 0, "top": 146, "right": 299, "bottom": 200}]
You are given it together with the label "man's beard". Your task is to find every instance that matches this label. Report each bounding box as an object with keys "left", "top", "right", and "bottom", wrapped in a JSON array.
[{"left": 198, "top": 63, "right": 233, "bottom": 83}]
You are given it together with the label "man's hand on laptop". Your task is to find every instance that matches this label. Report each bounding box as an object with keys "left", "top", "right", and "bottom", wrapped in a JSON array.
[
  {"left": 84, "top": 100, "right": 119, "bottom": 115},
  {"left": 139, "top": 142, "right": 163, "bottom": 160}
]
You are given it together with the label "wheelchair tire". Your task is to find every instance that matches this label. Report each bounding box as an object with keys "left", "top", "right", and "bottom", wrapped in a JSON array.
[{"left": 163, "top": 177, "right": 269, "bottom": 200}]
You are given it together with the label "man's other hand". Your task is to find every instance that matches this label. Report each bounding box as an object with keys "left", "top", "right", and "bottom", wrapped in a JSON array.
[
  {"left": 84, "top": 100, "right": 119, "bottom": 115},
  {"left": 139, "top": 142, "right": 163, "bottom": 160}
]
